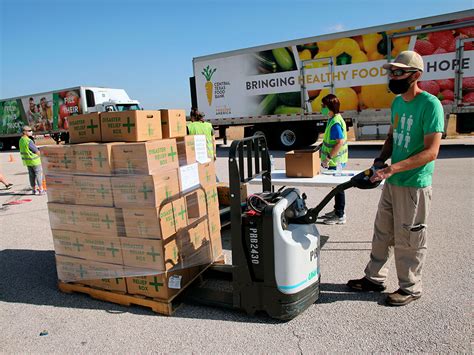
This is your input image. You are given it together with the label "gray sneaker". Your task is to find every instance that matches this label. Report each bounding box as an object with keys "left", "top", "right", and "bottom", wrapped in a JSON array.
[
  {"left": 324, "top": 214, "right": 346, "bottom": 225},
  {"left": 323, "top": 210, "right": 336, "bottom": 218}
]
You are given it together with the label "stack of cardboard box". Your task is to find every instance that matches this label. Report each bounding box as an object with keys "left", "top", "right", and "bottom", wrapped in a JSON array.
[{"left": 43, "top": 109, "right": 222, "bottom": 301}]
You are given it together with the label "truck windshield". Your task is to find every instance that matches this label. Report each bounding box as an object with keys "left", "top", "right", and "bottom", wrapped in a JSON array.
[{"left": 116, "top": 104, "right": 141, "bottom": 111}]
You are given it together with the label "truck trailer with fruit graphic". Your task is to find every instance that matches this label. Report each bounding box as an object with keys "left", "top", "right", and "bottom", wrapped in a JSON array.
[
  {"left": 191, "top": 10, "right": 474, "bottom": 149},
  {"left": 0, "top": 86, "right": 140, "bottom": 150}
]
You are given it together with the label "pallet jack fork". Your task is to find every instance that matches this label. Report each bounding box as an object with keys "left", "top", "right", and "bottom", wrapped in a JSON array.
[{"left": 185, "top": 135, "right": 321, "bottom": 320}]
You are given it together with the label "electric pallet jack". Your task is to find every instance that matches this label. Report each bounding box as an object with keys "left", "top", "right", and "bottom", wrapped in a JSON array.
[{"left": 185, "top": 135, "right": 383, "bottom": 320}]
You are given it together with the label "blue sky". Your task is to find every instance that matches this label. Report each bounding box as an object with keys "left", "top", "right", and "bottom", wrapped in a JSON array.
[{"left": 1, "top": 0, "right": 472, "bottom": 110}]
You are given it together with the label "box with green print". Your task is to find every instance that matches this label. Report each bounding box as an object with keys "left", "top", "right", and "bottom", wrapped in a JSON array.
[
  {"left": 111, "top": 139, "right": 179, "bottom": 175},
  {"left": 55, "top": 255, "right": 127, "bottom": 292},
  {"left": 73, "top": 175, "right": 114, "bottom": 207},
  {"left": 73, "top": 142, "right": 121, "bottom": 176},
  {"left": 47, "top": 202, "right": 124, "bottom": 237},
  {"left": 68, "top": 113, "right": 101, "bottom": 143},
  {"left": 100, "top": 110, "right": 162, "bottom": 142},
  {"left": 121, "top": 197, "right": 188, "bottom": 240},
  {"left": 52, "top": 229, "right": 124, "bottom": 265},
  {"left": 40, "top": 144, "right": 76, "bottom": 174},
  {"left": 125, "top": 268, "right": 190, "bottom": 300},
  {"left": 111, "top": 169, "right": 180, "bottom": 208}
]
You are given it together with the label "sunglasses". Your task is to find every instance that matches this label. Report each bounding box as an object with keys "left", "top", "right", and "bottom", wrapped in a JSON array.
[
  {"left": 389, "top": 68, "right": 419, "bottom": 77},
  {"left": 24, "top": 130, "right": 32, "bottom": 132}
]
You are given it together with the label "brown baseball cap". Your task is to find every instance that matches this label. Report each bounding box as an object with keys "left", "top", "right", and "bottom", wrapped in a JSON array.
[{"left": 383, "top": 50, "right": 424, "bottom": 72}]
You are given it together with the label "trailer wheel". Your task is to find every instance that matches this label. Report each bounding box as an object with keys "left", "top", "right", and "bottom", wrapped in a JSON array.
[
  {"left": 274, "top": 124, "right": 319, "bottom": 151},
  {"left": 279, "top": 129, "right": 297, "bottom": 149}
]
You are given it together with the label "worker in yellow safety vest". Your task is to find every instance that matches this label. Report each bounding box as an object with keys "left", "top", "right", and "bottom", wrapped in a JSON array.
[
  {"left": 19, "top": 125, "right": 44, "bottom": 195},
  {"left": 320, "top": 94, "right": 348, "bottom": 225},
  {"left": 187, "top": 109, "right": 216, "bottom": 161}
]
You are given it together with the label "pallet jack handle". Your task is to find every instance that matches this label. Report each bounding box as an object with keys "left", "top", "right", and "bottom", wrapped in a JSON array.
[{"left": 293, "top": 166, "right": 385, "bottom": 224}]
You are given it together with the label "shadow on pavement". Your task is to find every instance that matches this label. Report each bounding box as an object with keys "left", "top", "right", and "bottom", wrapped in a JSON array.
[
  {"left": 0, "top": 249, "right": 279, "bottom": 323},
  {"left": 318, "top": 283, "right": 386, "bottom": 304}
]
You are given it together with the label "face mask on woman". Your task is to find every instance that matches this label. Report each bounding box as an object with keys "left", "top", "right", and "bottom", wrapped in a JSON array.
[{"left": 321, "top": 107, "right": 330, "bottom": 116}]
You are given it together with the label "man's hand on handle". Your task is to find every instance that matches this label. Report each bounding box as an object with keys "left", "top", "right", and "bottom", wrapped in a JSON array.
[{"left": 370, "top": 158, "right": 391, "bottom": 182}]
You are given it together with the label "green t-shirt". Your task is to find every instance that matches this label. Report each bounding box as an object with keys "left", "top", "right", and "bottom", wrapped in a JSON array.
[{"left": 387, "top": 91, "right": 444, "bottom": 188}]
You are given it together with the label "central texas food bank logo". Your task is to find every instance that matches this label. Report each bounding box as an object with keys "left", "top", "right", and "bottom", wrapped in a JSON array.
[{"left": 201, "top": 65, "right": 216, "bottom": 106}]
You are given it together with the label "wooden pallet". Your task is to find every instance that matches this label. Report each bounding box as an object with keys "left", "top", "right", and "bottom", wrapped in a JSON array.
[{"left": 58, "top": 261, "right": 218, "bottom": 315}]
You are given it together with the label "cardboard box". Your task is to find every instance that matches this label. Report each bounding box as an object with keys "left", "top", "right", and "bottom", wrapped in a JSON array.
[
  {"left": 216, "top": 182, "right": 247, "bottom": 206},
  {"left": 198, "top": 161, "right": 216, "bottom": 188},
  {"left": 125, "top": 269, "right": 189, "bottom": 300},
  {"left": 40, "top": 145, "right": 76, "bottom": 174},
  {"left": 210, "top": 229, "right": 223, "bottom": 261},
  {"left": 208, "top": 210, "right": 221, "bottom": 239},
  {"left": 122, "top": 202, "right": 176, "bottom": 240},
  {"left": 178, "top": 220, "right": 213, "bottom": 268},
  {"left": 74, "top": 175, "right": 114, "bottom": 207},
  {"left": 120, "top": 237, "right": 180, "bottom": 271},
  {"left": 45, "top": 174, "right": 75, "bottom": 204},
  {"left": 160, "top": 109, "right": 187, "bottom": 139},
  {"left": 100, "top": 110, "right": 162, "bottom": 142},
  {"left": 47, "top": 203, "right": 124, "bottom": 237},
  {"left": 85, "top": 277, "right": 127, "bottom": 293},
  {"left": 176, "top": 136, "right": 196, "bottom": 166},
  {"left": 52, "top": 230, "right": 124, "bottom": 264},
  {"left": 55, "top": 255, "right": 126, "bottom": 292},
  {"left": 172, "top": 197, "right": 187, "bottom": 231},
  {"left": 73, "top": 143, "right": 119, "bottom": 175},
  {"left": 204, "top": 185, "right": 220, "bottom": 217},
  {"left": 184, "top": 186, "right": 219, "bottom": 220},
  {"left": 112, "top": 139, "right": 179, "bottom": 175},
  {"left": 285, "top": 149, "right": 321, "bottom": 178},
  {"left": 185, "top": 189, "right": 207, "bottom": 224},
  {"left": 111, "top": 170, "right": 180, "bottom": 208},
  {"left": 68, "top": 113, "right": 101, "bottom": 144}
]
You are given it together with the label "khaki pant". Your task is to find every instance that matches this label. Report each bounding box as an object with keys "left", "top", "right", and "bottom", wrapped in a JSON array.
[{"left": 364, "top": 182, "right": 432, "bottom": 296}]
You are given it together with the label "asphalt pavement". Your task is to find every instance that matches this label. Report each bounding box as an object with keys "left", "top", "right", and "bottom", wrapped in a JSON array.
[{"left": 0, "top": 138, "right": 472, "bottom": 353}]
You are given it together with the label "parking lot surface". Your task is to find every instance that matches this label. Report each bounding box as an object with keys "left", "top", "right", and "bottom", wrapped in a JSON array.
[{"left": 0, "top": 138, "right": 472, "bottom": 353}]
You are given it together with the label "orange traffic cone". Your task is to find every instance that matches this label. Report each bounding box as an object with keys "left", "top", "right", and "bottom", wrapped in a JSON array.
[
  {"left": 8, "top": 154, "right": 15, "bottom": 162},
  {"left": 42, "top": 178, "right": 47, "bottom": 191}
]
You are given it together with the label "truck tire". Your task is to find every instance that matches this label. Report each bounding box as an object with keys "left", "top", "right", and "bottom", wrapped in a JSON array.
[{"left": 274, "top": 123, "right": 319, "bottom": 151}]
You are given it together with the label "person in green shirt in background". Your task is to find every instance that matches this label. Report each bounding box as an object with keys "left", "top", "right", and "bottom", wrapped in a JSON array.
[
  {"left": 188, "top": 109, "right": 216, "bottom": 161},
  {"left": 347, "top": 51, "right": 444, "bottom": 307},
  {"left": 19, "top": 125, "right": 44, "bottom": 195}
]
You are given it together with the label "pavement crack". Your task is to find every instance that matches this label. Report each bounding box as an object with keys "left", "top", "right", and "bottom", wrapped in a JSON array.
[{"left": 293, "top": 330, "right": 303, "bottom": 354}]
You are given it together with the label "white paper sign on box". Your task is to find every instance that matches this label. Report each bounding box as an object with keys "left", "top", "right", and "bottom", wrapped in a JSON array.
[
  {"left": 179, "top": 163, "right": 200, "bottom": 192},
  {"left": 194, "top": 135, "right": 210, "bottom": 163},
  {"left": 168, "top": 275, "right": 182, "bottom": 289}
]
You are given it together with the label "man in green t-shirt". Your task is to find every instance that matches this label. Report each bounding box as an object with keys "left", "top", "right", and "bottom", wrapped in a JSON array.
[{"left": 347, "top": 51, "right": 444, "bottom": 306}]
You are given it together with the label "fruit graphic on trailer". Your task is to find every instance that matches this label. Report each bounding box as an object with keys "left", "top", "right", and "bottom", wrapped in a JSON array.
[
  {"left": 201, "top": 65, "right": 216, "bottom": 106},
  {"left": 437, "top": 79, "right": 454, "bottom": 91},
  {"left": 418, "top": 81, "right": 440, "bottom": 96},
  {"left": 428, "top": 30, "right": 455, "bottom": 52},
  {"left": 414, "top": 40, "right": 435, "bottom": 55},
  {"left": 65, "top": 91, "right": 79, "bottom": 107}
]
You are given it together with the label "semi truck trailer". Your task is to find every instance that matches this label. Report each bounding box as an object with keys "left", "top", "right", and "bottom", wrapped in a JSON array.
[
  {"left": 190, "top": 10, "right": 474, "bottom": 149},
  {"left": 0, "top": 86, "right": 140, "bottom": 150}
]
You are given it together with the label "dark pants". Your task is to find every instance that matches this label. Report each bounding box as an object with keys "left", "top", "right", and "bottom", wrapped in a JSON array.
[
  {"left": 328, "top": 166, "right": 345, "bottom": 217},
  {"left": 334, "top": 191, "right": 345, "bottom": 217},
  {"left": 27, "top": 165, "right": 43, "bottom": 190}
]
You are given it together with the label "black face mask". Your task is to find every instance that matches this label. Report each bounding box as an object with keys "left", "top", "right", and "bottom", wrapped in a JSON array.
[{"left": 388, "top": 73, "right": 416, "bottom": 94}]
